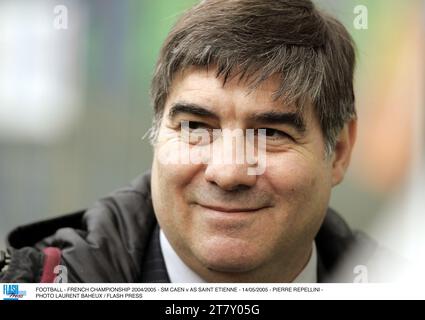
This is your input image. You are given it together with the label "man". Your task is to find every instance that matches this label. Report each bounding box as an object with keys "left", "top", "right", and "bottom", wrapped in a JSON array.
[{"left": 0, "top": 0, "right": 386, "bottom": 283}]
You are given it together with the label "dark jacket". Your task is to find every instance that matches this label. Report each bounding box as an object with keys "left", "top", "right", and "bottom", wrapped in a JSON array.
[{"left": 0, "top": 171, "right": 385, "bottom": 283}]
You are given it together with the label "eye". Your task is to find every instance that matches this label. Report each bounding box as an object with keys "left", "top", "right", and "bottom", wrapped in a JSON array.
[
  {"left": 180, "top": 121, "right": 212, "bottom": 133},
  {"left": 186, "top": 121, "right": 208, "bottom": 130},
  {"left": 180, "top": 121, "right": 214, "bottom": 145},
  {"left": 257, "top": 128, "right": 291, "bottom": 140}
]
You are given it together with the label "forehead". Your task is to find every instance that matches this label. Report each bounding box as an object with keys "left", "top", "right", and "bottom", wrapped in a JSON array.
[{"left": 165, "top": 66, "right": 304, "bottom": 117}]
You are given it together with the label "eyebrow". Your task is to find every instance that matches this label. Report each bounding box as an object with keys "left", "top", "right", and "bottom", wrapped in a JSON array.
[
  {"left": 247, "top": 111, "right": 306, "bottom": 133},
  {"left": 168, "top": 102, "right": 306, "bottom": 132},
  {"left": 168, "top": 102, "right": 219, "bottom": 121}
]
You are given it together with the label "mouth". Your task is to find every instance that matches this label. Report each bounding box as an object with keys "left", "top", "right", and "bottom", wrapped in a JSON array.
[
  {"left": 195, "top": 203, "right": 270, "bottom": 229},
  {"left": 198, "top": 204, "right": 266, "bottom": 214}
]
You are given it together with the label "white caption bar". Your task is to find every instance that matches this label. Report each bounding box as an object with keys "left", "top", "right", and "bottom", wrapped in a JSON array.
[{"left": 1, "top": 283, "right": 425, "bottom": 300}]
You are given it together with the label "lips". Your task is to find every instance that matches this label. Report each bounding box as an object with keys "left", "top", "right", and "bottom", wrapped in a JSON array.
[{"left": 198, "top": 204, "right": 264, "bottom": 213}]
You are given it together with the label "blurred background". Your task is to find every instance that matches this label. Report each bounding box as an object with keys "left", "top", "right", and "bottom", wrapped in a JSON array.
[{"left": 0, "top": 0, "right": 424, "bottom": 269}]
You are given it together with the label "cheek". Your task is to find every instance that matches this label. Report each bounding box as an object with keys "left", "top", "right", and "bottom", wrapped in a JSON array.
[
  {"left": 264, "top": 154, "right": 330, "bottom": 208},
  {"left": 152, "top": 141, "right": 202, "bottom": 225},
  {"left": 261, "top": 154, "right": 332, "bottom": 247},
  {"left": 154, "top": 137, "right": 198, "bottom": 181}
]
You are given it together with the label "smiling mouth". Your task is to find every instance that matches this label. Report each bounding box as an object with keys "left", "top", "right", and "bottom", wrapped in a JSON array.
[{"left": 198, "top": 204, "right": 266, "bottom": 214}]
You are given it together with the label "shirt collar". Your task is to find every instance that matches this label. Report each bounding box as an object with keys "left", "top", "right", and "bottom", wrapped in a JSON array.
[
  {"left": 160, "top": 229, "right": 317, "bottom": 283},
  {"left": 160, "top": 229, "right": 206, "bottom": 283}
]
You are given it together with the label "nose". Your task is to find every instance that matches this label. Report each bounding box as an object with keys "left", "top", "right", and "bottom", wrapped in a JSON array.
[
  {"left": 205, "top": 163, "right": 257, "bottom": 191},
  {"left": 203, "top": 128, "right": 261, "bottom": 191}
]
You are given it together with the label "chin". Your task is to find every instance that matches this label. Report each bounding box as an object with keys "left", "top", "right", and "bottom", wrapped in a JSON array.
[{"left": 194, "top": 237, "right": 264, "bottom": 273}]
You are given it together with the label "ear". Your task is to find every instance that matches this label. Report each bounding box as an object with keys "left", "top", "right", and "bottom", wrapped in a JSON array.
[{"left": 331, "top": 119, "right": 357, "bottom": 186}]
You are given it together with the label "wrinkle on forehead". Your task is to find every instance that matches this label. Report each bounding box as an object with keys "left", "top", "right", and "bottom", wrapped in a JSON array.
[{"left": 167, "top": 66, "right": 311, "bottom": 119}]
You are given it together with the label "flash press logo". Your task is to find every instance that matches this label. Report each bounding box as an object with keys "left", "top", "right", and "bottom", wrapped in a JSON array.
[{"left": 3, "top": 284, "right": 27, "bottom": 300}]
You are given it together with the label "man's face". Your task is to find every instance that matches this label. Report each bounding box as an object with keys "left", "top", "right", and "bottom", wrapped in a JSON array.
[{"left": 151, "top": 67, "right": 336, "bottom": 281}]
